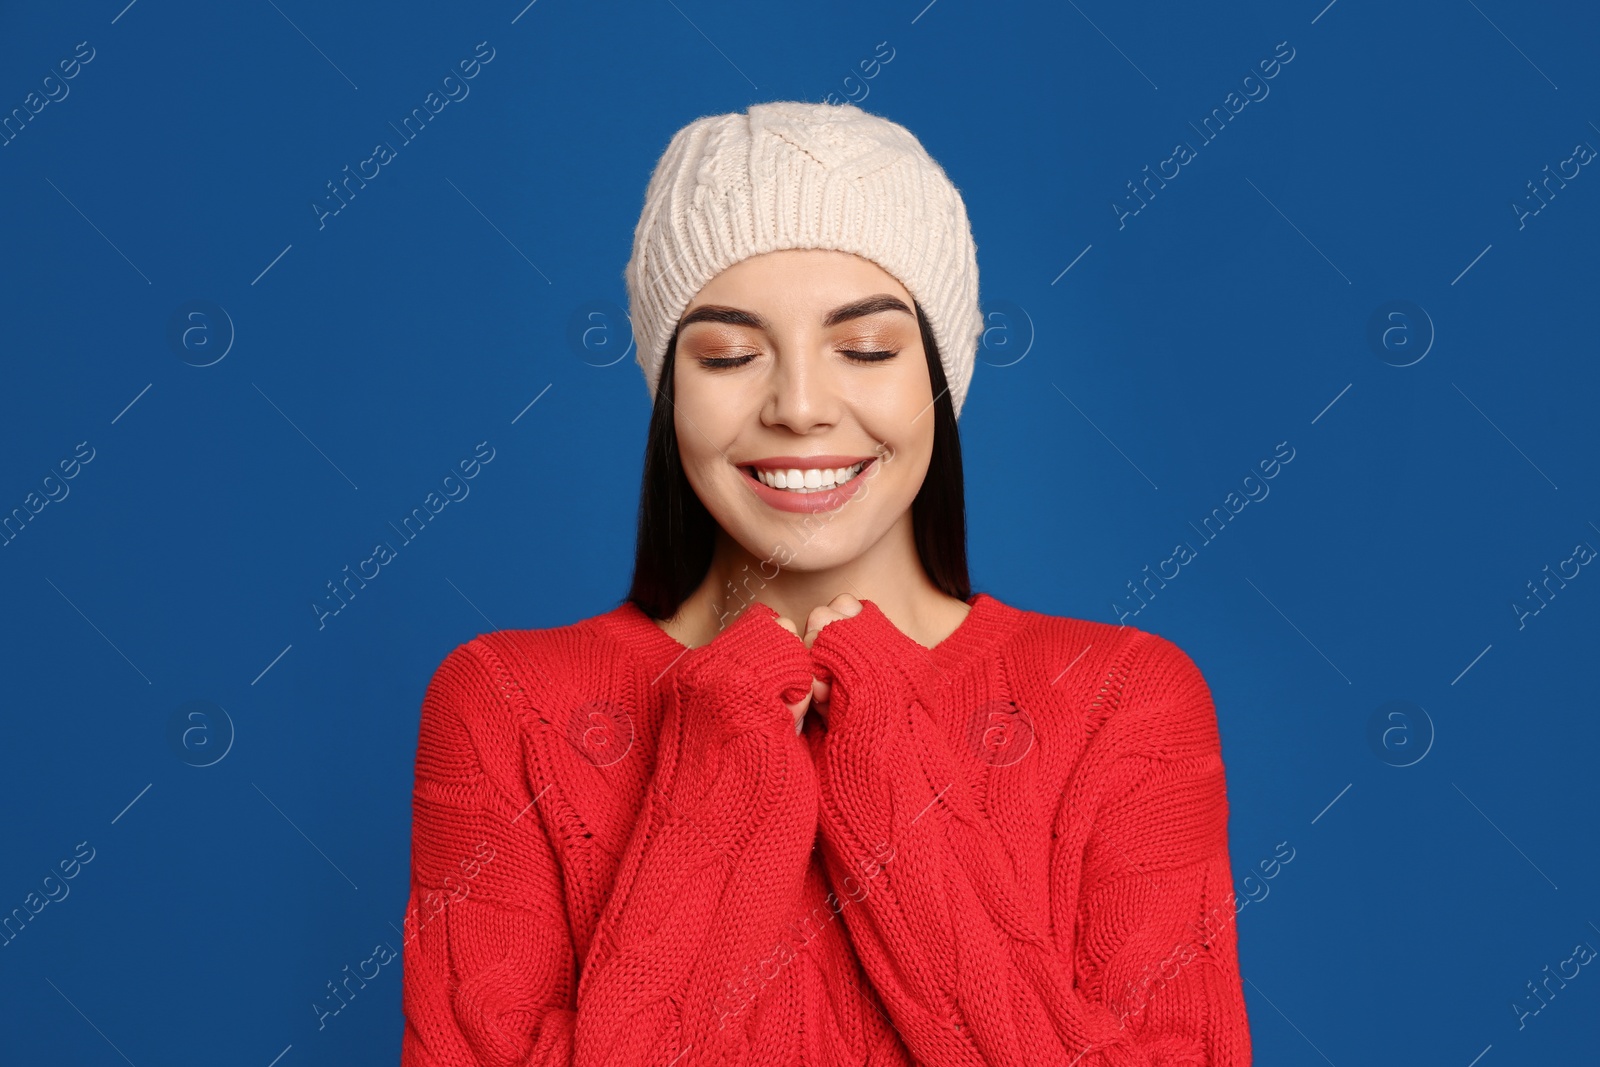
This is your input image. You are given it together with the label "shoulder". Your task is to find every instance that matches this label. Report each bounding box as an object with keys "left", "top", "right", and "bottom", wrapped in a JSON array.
[
  {"left": 985, "top": 596, "right": 1169, "bottom": 687},
  {"left": 419, "top": 603, "right": 649, "bottom": 754},
  {"left": 426, "top": 603, "right": 645, "bottom": 720},
  {"left": 988, "top": 597, "right": 1211, "bottom": 736},
  {"left": 414, "top": 604, "right": 649, "bottom": 794}
]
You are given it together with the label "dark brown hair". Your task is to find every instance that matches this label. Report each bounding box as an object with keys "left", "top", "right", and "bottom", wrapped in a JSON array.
[{"left": 624, "top": 301, "right": 969, "bottom": 619}]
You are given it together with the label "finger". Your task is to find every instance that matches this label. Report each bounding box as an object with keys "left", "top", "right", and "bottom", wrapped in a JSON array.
[
  {"left": 803, "top": 595, "right": 866, "bottom": 649},
  {"left": 810, "top": 675, "right": 832, "bottom": 724},
  {"left": 802, "top": 608, "right": 847, "bottom": 650},
  {"left": 782, "top": 686, "right": 812, "bottom": 734},
  {"left": 829, "top": 593, "right": 863, "bottom": 618}
]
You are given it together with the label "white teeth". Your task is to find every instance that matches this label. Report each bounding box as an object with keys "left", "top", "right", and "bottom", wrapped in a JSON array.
[{"left": 750, "top": 461, "right": 867, "bottom": 493}]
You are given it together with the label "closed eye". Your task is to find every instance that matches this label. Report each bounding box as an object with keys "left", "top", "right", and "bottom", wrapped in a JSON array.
[{"left": 696, "top": 349, "right": 900, "bottom": 370}]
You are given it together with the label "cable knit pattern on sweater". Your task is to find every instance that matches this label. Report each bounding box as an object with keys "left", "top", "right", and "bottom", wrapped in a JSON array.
[{"left": 399, "top": 592, "right": 1252, "bottom": 1066}]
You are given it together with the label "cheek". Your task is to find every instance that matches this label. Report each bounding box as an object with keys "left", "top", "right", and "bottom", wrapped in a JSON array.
[
  {"left": 881, "top": 360, "right": 936, "bottom": 437},
  {"left": 673, "top": 410, "right": 750, "bottom": 516},
  {"left": 880, "top": 402, "right": 936, "bottom": 483},
  {"left": 676, "top": 433, "right": 729, "bottom": 502},
  {"left": 881, "top": 440, "right": 933, "bottom": 505},
  {"left": 673, "top": 383, "right": 738, "bottom": 464}
]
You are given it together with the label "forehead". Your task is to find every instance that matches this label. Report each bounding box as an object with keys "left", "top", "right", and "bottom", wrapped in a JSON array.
[{"left": 686, "top": 249, "right": 912, "bottom": 313}]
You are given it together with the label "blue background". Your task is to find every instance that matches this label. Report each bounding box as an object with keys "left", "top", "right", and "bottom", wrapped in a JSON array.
[{"left": 3, "top": 1, "right": 1597, "bottom": 1063}]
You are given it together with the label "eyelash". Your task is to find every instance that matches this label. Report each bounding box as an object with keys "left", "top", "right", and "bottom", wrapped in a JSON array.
[{"left": 697, "top": 349, "right": 899, "bottom": 369}]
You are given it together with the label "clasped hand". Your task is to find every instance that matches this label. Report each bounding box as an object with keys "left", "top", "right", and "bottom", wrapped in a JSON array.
[{"left": 770, "top": 592, "right": 863, "bottom": 733}]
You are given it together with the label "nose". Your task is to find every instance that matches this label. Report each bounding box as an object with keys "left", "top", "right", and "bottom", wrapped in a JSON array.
[{"left": 762, "top": 344, "right": 840, "bottom": 431}]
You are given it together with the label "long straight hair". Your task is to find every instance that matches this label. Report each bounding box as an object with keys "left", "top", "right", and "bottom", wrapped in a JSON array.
[{"left": 624, "top": 301, "right": 969, "bottom": 620}]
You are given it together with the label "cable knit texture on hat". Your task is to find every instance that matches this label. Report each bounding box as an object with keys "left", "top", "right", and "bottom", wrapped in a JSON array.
[{"left": 625, "top": 101, "right": 983, "bottom": 418}]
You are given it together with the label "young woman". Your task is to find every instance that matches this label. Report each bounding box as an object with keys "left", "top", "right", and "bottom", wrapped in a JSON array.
[{"left": 400, "top": 101, "right": 1252, "bottom": 1066}]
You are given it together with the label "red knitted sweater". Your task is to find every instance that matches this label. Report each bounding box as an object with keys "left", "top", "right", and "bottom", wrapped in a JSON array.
[{"left": 399, "top": 592, "right": 1252, "bottom": 1066}]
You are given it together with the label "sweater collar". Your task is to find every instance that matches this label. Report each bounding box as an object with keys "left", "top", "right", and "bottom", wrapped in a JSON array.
[{"left": 599, "top": 591, "right": 1020, "bottom": 681}]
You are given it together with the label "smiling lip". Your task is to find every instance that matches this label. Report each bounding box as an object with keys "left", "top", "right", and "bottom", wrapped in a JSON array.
[
  {"left": 738, "top": 455, "right": 877, "bottom": 514},
  {"left": 743, "top": 454, "right": 875, "bottom": 471}
]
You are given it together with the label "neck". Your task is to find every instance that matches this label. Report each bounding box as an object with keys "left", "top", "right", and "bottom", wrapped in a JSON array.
[{"left": 659, "top": 513, "right": 966, "bottom": 647}]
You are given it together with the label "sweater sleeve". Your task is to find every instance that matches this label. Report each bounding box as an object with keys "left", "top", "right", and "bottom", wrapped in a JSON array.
[
  {"left": 399, "top": 602, "right": 822, "bottom": 1067},
  {"left": 805, "top": 601, "right": 1251, "bottom": 1067}
]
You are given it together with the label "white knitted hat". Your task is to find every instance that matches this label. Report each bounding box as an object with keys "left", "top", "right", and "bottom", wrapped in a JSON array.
[{"left": 624, "top": 100, "right": 982, "bottom": 418}]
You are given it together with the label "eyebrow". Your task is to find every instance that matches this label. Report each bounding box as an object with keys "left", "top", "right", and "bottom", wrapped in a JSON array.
[{"left": 675, "top": 293, "right": 914, "bottom": 334}]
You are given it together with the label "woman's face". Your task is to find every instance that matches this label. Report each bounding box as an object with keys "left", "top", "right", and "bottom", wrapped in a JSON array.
[{"left": 671, "top": 248, "right": 935, "bottom": 571}]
